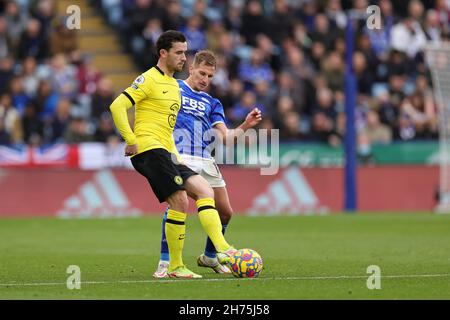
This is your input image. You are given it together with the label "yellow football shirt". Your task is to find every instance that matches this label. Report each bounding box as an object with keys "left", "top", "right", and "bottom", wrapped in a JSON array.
[{"left": 110, "top": 66, "right": 181, "bottom": 156}]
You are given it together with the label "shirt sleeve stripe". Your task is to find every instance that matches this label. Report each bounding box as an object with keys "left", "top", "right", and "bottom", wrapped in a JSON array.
[
  {"left": 122, "top": 91, "right": 135, "bottom": 106},
  {"left": 211, "top": 120, "right": 225, "bottom": 126}
]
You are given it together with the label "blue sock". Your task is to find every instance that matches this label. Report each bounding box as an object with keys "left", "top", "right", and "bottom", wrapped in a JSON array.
[
  {"left": 204, "top": 224, "right": 228, "bottom": 258},
  {"left": 160, "top": 209, "right": 169, "bottom": 262}
]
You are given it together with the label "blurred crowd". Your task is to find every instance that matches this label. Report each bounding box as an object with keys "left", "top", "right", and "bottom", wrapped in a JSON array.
[
  {"left": 0, "top": 0, "right": 448, "bottom": 151},
  {"left": 0, "top": 0, "right": 120, "bottom": 147}
]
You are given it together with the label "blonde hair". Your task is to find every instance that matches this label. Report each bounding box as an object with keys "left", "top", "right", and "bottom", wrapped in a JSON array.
[{"left": 193, "top": 50, "right": 216, "bottom": 68}]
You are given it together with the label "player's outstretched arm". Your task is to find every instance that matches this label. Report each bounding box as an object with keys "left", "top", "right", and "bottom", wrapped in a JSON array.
[{"left": 214, "top": 107, "right": 262, "bottom": 144}]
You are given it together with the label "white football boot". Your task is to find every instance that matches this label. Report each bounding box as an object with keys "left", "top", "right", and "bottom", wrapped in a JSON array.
[
  {"left": 152, "top": 260, "right": 169, "bottom": 278},
  {"left": 197, "top": 254, "right": 232, "bottom": 274}
]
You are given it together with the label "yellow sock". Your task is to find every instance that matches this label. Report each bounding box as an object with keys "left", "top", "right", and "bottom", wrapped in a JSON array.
[
  {"left": 196, "top": 198, "right": 230, "bottom": 252},
  {"left": 165, "top": 209, "right": 187, "bottom": 271}
]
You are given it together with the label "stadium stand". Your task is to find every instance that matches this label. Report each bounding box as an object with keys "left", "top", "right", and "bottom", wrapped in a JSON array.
[{"left": 0, "top": 0, "right": 445, "bottom": 151}]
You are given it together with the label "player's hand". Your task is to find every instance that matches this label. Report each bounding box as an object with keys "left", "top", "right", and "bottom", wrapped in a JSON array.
[
  {"left": 124, "top": 144, "right": 138, "bottom": 157},
  {"left": 244, "top": 107, "right": 262, "bottom": 128}
]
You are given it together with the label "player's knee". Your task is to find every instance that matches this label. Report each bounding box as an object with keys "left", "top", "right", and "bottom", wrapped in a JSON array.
[
  {"left": 190, "top": 178, "right": 214, "bottom": 200},
  {"left": 167, "top": 190, "right": 189, "bottom": 212},
  {"left": 199, "top": 186, "right": 214, "bottom": 200},
  {"left": 185, "top": 175, "right": 214, "bottom": 200}
]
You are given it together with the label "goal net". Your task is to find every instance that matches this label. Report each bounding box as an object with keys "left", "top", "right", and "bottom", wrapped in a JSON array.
[{"left": 425, "top": 42, "right": 450, "bottom": 213}]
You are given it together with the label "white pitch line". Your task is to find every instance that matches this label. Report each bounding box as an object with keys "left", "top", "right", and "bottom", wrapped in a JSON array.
[{"left": 1, "top": 274, "right": 450, "bottom": 287}]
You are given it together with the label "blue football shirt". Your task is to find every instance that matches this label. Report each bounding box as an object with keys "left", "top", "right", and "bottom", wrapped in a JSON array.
[{"left": 174, "top": 80, "right": 226, "bottom": 159}]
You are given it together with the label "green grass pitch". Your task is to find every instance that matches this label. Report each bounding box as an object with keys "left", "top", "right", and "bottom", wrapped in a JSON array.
[{"left": 1, "top": 213, "right": 450, "bottom": 299}]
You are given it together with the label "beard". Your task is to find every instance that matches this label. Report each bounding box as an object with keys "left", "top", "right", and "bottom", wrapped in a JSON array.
[{"left": 171, "top": 60, "right": 185, "bottom": 72}]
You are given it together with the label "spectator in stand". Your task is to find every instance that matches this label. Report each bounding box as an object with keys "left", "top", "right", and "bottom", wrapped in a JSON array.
[
  {"left": 379, "top": 0, "right": 397, "bottom": 30},
  {"left": 30, "top": 0, "right": 56, "bottom": 39},
  {"left": 189, "top": 0, "right": 210, "bottom": 29},
  {"left": 64, "top": 117, "right": 94, "bottom": 143},
  {"left": 435, "top": 0, "right": 450, "bottom": 35},
  {"left": 90, "top": 76, "right": 115, "bottom": 121},
  {"left": 220, "top": 77, "right": 243, "bottom": 115},
  {"left": 240, "top": 0, "right": 269, "bottom": 46},
  {"left": 0, "top": 93, "right": 23, "bottom": 144},
  {"left": 128, "top": 0, "right": 163, "bottom": 39},
  {"left": 255, "top": 34, "right": 283, "bottom": 74},
  {"left": 49, "top": 18, "right": 79, "bottom": 56},
  {"left": 390, "top": 16, "right": 427, "bottom": 61},
  {"left": 76, "top": 54, "right": 102, "bottom": 97},
  {"left": 321, "top": 50, "right": 345, "bottom": 92},
  {"left": 0, "top": 16, "right": 11, "bottom": 60},
  {"left": 291, "top": 21, "right": 313, "bottom": 52},
  {"left": 22, "top": 101, "right": 43, "bottom": 145},
  {"left": 309, "top": 13, "right": 338, "bottom": 51},
  {"left": 409, "top": 0, "right": 426, "bottom": 24},
  {"left": 215, "top": 31, "right": 240, "bottom": 78},
  {"left": 238, "top": 47, "right": 274, "bottom": 90},
  {"left": 377, "top": 86, "right": 398, "bottom": 132},
  {"left": 309, "top": 111, "right": 341, "bottom": 146},
  {"left": 309, "top": 40, "right": 327, "bottom": 71},
  {"left": 46, "top": 97, "right": 71, "bottom": 143},
  {"left": 49, "top": 53, "right": 79, "bottom": 100},
  {"left": 223, "top": 2, "right": 242, "bottom": 33},
  {"left": 313, "top": 86, "right": 338, "bottom": 121},
  {"left": 34, "top": 80, "right": 59, "bottom": 121},
  {"left": 388, "top": 73, "right": 407, "bottom": 112},
  {"left": 423, "top": 9, "right": 442, "bottom": 42},
  {"left": 395, "top": 112, "right": 417, "bottom": 141},
  {"left": 9, "top": 75, "right": 30, "bottom": 116},
  {"left": 365, "top": 24, "right": 391, "bottom": 62},
  {"left": 20, "top": 56, "right": 41, "bottom": 97},
  {"left": 279, "top": 110, "right": 303, "bottom": 141},
  {"left": 4, "top": 0, "right": 28, "bottom": 54},
  {"left": 400, "top": 91, "right": 438, "bottom": 139},
  {"left": 284, "top": 40, "right": 317, "bottom": 110},
  {"left": 162, "top": 0, "right": 186, "bottom": 31},
  {"left": 356, "top": 131, "right": 375, "bottom": 164},
  {"left": 94, "top": 113, "right": 120, "bottom": 143},
  {"left": 325, "top": 0, "right": 347, "bottom": 30},
  {"left": 206, "top": 19, "right": 226, "bottom": 53},
  {"left": 229, "top": 89, "right": 258, "bottom": 126},
  {"left": 268, "top": 0, "right": 296, "bottom": 45},
  {"left": 357, "top": 33, "right": 379, "bottom": 78},
  {"left": 362, "top": 109, "right": 393, "bottom": 144},
  {"left": 180, "top": 14, "right": 207, "bottom": 54},
  {"left": 17, "top": 19, "right": 48, "bottom": 61},
  {"left": 353, "top": 51, "right": 375, "bottom": 96},
  {"left": 209, "top": 54, "right": 230, "bottom": 98},
  {"left": 0, "top": 56, "right": 14, "bottom": 94},
  {"left": 134, "top": 17, "right": 163, "bottom": 70},
  {"left": 350, "top": 0, "right": 371, "bottom": 29},
  {"left": 384, "top": 49, "right": 409, "bottom": 82},
  {"left": 253, "top": 79, "right": 276, "bottom": 116},
  {"left": 295, "top": 0, "right": 317, "bottom": 32},
  {"left": 272, "top": 95, "right": 295, "bottom": 130}
]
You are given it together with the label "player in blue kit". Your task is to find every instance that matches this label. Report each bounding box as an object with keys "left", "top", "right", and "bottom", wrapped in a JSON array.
[{"left": 153, "top": 50, "right": 262, "bottom": 278}]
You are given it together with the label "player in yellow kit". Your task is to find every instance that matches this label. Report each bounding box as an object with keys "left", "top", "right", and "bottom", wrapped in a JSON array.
[{"left": 109, "top": 30, "right": 236, "bottom": 279}]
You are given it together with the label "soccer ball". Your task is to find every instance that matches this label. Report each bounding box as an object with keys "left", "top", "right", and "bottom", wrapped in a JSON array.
[{"left": 228, "top": 248, "right": 263, "bottom": 278}]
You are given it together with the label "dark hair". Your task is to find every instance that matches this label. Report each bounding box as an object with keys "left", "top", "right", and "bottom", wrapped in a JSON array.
[{"left": 156, "top": 30, "right": 187, "bottom": 57}]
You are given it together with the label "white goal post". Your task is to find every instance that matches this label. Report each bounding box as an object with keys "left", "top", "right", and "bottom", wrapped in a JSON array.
[{"left": 425, "top": 42, "right": 450, "bottom": 213}]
